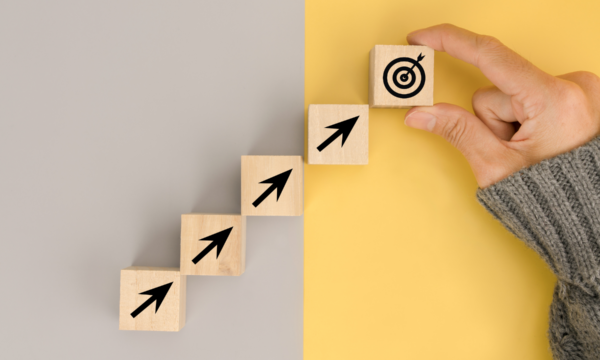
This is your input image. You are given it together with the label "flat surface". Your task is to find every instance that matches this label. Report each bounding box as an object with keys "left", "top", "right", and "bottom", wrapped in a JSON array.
[
  {"left": 305, "top": 0, "right": 600, "bottom": 359},
  {"left": 0, "top": 1, "right": 303, "bottom": 359},
  {"left": 308, "top": 105, "right": 368, "bottom": 164}
]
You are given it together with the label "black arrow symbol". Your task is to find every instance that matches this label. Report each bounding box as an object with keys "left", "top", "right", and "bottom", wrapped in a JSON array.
[
  {"left": 410, "top": 53, "right": 425, "bottom": 70},
  {"left": 192, "top": 227, "right": 233, "bottom": 264},
  {"left": 317, "top": 116, "right": 359, "bottom": 152},
  {"left": 130, "top": 282, "right": 173, "bottom": 318},
  {"left": 252, "top": 169, "right": 293, "bottom": 207}
]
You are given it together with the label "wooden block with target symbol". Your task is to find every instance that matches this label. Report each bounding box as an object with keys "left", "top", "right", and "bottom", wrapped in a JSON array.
[
  {"left": 180, "top": 213, "right": 246, "bottom": 276},
  {"left": 369, "top": 45, "right": 434, "bottom": 108}
]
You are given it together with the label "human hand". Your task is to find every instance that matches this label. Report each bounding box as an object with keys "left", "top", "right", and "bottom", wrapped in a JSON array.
[{"left": 404, "top": 24, "right": 600, "bottom": 188}]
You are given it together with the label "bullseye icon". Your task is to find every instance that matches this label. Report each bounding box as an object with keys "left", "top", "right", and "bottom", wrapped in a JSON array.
[{"left": 382, "top": 53, "right": 426, "bottom": 99}]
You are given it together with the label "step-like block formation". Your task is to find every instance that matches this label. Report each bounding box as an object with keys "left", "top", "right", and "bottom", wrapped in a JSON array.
[
  {"left": 369, "top": 45, "right": 434, "bottom": 108},
  {"left": 308, "top": 104, "right": 369, "bottom": 165},
  {"left": 242, "top": 156, "right": 303, "bottom": 216},
  {"left": 180, "top": 213, "right": 246, "bottom": 276},
  {"left": 119, "top": 266, "right": 186, "bottom": 332}
]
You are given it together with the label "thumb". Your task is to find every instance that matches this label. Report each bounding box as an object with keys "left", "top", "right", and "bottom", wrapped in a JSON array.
[{"left": 404, "top": 103, "right": 516, "bottom": 187}]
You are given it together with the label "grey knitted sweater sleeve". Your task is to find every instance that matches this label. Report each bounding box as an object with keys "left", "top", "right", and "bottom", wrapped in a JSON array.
[{"left": 476, "top": 137, "right": 600, "bottom": 359}]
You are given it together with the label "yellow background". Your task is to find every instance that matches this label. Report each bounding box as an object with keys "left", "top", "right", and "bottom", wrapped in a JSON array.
[{"left": 304, "top": 0, "right": 600, "bottom": 359}]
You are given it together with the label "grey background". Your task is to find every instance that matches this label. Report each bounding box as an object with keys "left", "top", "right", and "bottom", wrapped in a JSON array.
[{"left": 0, "top": 1, "right": 304, "bottom": 359}]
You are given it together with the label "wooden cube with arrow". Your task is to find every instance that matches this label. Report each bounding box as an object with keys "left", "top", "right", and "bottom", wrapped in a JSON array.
[
  {"left": 241, "top": 156, "right": 303, "bottom": 216},
  {"left": 180, "top": 213, "right": 246, "bottom": 276},
  {"left": 308, "top": 104, "right": 369, "bottom": 165},
  {"left": 119, "top": 266, "right": 186, "bottom": 332}
]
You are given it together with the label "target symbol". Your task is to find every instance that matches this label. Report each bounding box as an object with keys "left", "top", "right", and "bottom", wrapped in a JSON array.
[{"left": 382, "top": 53, "right": 426, "bottom": 99}]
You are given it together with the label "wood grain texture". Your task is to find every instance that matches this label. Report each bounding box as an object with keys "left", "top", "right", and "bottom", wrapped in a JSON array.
[
  {"left": 241, "top": 156, "right": 304, "bottom": 216},
  {"left": 180, "top": 214, "right": 246, "bottom": 276},
  {"left": 369, "top": 45, "right": 434, "bottom": 108},
  {"left": 308, "top": 104, "right": 368, "bottom": 165},
  {"left": 119, "top": 266, "right": 186, "bottom": 332}
]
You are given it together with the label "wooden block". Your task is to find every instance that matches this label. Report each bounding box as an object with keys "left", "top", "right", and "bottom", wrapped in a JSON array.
[
  {"left": 369, "top": 45, "right": 434, "bottom": 108},
  {"left": 308, "top": 104, "right": 368, "bottom": 165},
  {"left": 119, "top": 266, "right": 186, "bottom": 332},
  {"left": 241, "top": 156, "right": 303, "bottom": 216},
  {"left": 180, "top": 214, "right": 245, "bottom": 276}
]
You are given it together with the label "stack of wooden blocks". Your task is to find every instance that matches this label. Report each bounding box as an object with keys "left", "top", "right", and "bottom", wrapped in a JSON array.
[{"left": 119, "top": 45, "right": 434, "bottom": 332}]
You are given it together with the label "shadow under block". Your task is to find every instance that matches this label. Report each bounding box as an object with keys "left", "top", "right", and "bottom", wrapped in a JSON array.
[
  {"left": 180, "top": 214, "right": 246, "bottom": 276},
  {"left": 119, "top": 266, "right": 186, "bottom": 332},
  {"left": 308, "top": 104, "right": 369, "bottom": 165},
  {"left": 241, "top": 156, "right": 304, "bottom": 216},
  {"left": 369, "top": 45, "right": 434, "bottom": 108}
]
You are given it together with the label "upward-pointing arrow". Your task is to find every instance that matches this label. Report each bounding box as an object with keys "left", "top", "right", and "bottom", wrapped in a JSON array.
[
  {"left": 130, "top": 282, "right": 173, "bottom": 318},
  {"left": 317, "top": 116, "right": 359, "bottom": 152},
  {"left": 252, "top": 169, "right": 293, "bottom": 207},
  {"left": 192, "top": 227, "right": 233, "bottom": 264}
]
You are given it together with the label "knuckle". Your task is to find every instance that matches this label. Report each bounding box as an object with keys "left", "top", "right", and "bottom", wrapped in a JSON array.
[
  {"left": 471, "top": 90, "right": 485, "bottom": 115},
  {"left": 559, "top": 81, "right": 588, "bottom": 109},
  {"left": 474, "top": 35, "right": 517, "bottom": 70},
  {"left": 438, "top": 23, "right": 455, "bottom": 33},
  {"left": 472, "top": 87, "right": 489, "bottom": 106},
  {"left": 576, "top": 71, "right": 600, "bottom": 97},
  {"left": 441, "top": 116, "right": 470, "bottom": 147},
  {"left": 475, "top": 35, "right": 503, "bottom": 52},
  {"left": 471, "top": 86, "right": 496, "bottom": 116},
  {"left": 574, "top": 71, "right": 600, "bottom": 85},
  {"left": 438, "top": 24, "right": 456, "bottom": 43},
  {"left": 555, "top": 79, "right": 599, "bottom": 127}
]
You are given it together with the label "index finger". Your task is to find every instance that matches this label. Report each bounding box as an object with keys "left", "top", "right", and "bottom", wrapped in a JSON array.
[{"left": 407, "top": 24, "right": 553, "bottom": 96}]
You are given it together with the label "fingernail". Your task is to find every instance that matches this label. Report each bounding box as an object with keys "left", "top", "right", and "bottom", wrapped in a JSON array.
[{"left": 405, "top": 111, "right": 437, "bottom": 131}]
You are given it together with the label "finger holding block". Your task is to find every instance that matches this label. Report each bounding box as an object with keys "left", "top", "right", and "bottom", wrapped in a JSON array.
[
  {"left": 180, "top": 214, "right": 246, "bottom": 276},
  {"left": 308, "top": 104, "right": 368, "bottom": 165},
  {"left": 241, "top": 156, "right": 303, "bottom": 216},
  {"left": 119, "top": 267, "right": 186, "bottom": 332},
  {"left": 370, "top": 45, "right": 434, "bottom": 108}
]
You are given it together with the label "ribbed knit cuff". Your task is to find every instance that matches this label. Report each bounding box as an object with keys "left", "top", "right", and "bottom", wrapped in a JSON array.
[{"left": 476, "top": 138, "right": 600, "bottom": 294}]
